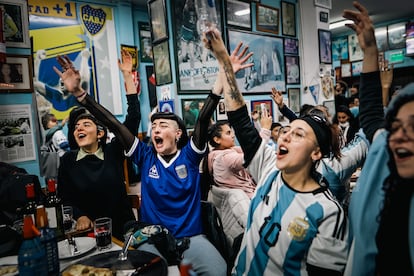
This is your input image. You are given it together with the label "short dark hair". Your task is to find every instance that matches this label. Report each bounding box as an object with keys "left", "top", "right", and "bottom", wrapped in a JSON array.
[{"left": 41, "top": 113, "right": 55, "bottom": 130}]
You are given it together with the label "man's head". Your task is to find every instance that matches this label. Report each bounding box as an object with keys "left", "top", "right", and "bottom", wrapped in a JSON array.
[
  {"left": 150, "top": 112, "right": 189, "bottom": 154},
  {"left": 41, "top": 113, "right": 57, "bottom": 130}
]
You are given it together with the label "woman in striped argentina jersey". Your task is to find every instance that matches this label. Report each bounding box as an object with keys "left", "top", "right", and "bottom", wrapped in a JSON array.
[{"left": 206, "top": 28, "right": 348, "bottom": 275}]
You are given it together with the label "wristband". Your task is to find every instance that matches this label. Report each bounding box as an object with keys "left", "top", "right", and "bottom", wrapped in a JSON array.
[{"left": 76, "top": 91, "right": 86, "bottom": 98}]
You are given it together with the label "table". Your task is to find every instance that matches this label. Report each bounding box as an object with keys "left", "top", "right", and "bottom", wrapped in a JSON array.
[{"left": 0, "top": 237, "right": 180, "bottom": 275}]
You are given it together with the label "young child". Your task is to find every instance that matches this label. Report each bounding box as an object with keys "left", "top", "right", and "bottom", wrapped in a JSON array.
[{"left": 41, "top": 113, "right": 70, "bottom": 157}]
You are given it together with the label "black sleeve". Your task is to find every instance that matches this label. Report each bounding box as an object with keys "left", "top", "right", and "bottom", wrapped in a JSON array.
[
  {"left": 81, "top": 95, "right": 136, "bottom": 150},
  {"left": 192, "top": 92, "right": 221, "bottom": 150},
  {"left": 306, "top": 263, "right": 342, "bottom": 276},
  {"left": 280, "top": 104, "right": 298, "bottom": 122},
  {"left": 123, "top": 94, "right": 141, "bottom": 136},
  {"left": 227, "top": 105, "right": 262, "bottom": 167},
  {"left": 358, "top": 71, "right": 385, "bottom": 142}
]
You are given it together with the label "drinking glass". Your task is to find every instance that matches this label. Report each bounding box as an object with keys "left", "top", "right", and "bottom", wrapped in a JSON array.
[
  {"left": 63, "top": 206, "right": 74, "bottom": 233},
  {"left": 94, "top": 217, "right": 112, "bottom": 250}
]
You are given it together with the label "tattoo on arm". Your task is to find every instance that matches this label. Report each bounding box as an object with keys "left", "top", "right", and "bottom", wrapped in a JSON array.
[{"left": 223, "top": 60, "right": 244, "bottom": 106}]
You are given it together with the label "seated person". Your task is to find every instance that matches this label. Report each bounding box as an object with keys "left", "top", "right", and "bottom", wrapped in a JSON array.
[{"left": 57, "top": 50, "right": 138, "bottom": 240}]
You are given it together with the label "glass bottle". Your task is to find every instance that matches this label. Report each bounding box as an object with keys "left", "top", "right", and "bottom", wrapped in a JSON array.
[
  {"left": 36, "top": 205, "right": 60, "bottom": 276},
  {"left": 45, "top": 178, "right": 64, "bottom": 240},
  {"left": 18, "top": 216, "right": 48, "bottom": 275},
  {"left": 23, "top": 183, "right": 37, "bottom": 223}
]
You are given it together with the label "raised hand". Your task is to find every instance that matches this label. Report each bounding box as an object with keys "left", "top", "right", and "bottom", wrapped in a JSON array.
[
  {"left": 229, "top": 42, "right": 254, "bottom": 74},
  {"left": 118, "top": 49, "right": 133, "bottom": 74},
  {"left": 271, "top": 87, "right": 284, "bottom": 109},
  {"left": 53, "top": 55, "right": 83, "bottom": 97}
]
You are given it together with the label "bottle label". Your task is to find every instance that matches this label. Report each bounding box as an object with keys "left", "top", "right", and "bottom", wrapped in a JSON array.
[{"left": 46, "top": 207, "right": 58, "bottom": 228}]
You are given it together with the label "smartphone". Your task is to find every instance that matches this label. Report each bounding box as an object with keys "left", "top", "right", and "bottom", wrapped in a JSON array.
[{"left": 260, "top": 103, "right": 267, "bottom": 114}]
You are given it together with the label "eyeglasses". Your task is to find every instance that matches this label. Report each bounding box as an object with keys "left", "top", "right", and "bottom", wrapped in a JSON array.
[
  {"left": 389, "top": 119, "right": 414, "bottom": 140},
  {"left": 278, "top": 126, "right": 307, "bottom": 142}
]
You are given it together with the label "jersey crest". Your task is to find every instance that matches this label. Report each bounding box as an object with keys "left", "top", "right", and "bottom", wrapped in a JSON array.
[{"left": 149, "top": 165, "right": 159, "bottom": 179}]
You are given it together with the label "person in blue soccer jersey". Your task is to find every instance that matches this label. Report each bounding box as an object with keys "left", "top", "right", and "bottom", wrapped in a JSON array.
[
  {"left": 54, "top": 30, "right": 253, "bottom": 275},
  {"left": 206, "top": 27, "right": 349, "bottom": 275}
]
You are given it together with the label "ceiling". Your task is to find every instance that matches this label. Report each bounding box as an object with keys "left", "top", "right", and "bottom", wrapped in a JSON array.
[{"left": 131, "top": 0, "right": 413, "bottom": 35}]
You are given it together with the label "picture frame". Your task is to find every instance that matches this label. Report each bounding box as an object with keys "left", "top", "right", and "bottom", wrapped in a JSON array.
[
  {"left": 281, "top": 1, "right": 296, "bottom": 37},
  {"left": 159, "top": 99, "right": 175, "bottom": 113},
  {"left": 319, "top": 11, "right": 329, "bottom": 23},
  {"left": 181, "top": 98, "right": 207, "bottom": 129},
  {"left": 0, "top": 54, "right": 33, "bottom": 92},
  {"left": 318, "top": 29, "right": 332, "bottom": 64},
  {"left": 152, "top": 40, "right": 172, "bottom": 86},
  {"left": 172, "top": 0, "right": 223, "bottom": 93},
  {"left": 145, "top": 65, "right": 158, "bottom": 108},
  {"left": 323, "top": 100, "right": 335, "bottom": 116},
  {"left": 216, "top": 99, "right": 228, "bottom": 121},
  {"left": 332, "top": 36, "right": 348, "bottom": 61},
  {"left": 1, "top": 0, "right": 30, "bottom": 48},
  {"left": 256, "top": 3, "right": 279, "bottom": 35},
  {"left": 288, "top": 88, "right": 300, "bottom": 113},
  {"left": 375, "top": 26, "right": 388, "bottom": 52},
  {"left": 251, "top": 99, "right": 273, "bottom": 119},
  {"left": 341, "top": 62, "right": 352, "bottom": 77},
  {"left": 388, "top": 22, "right": 406, "bottom": 50},
  {"left": 226, "top": 0, "right": 251, "bottom": 30},
  {"left": 148, "top": 0, "right": 168, "bottom": 44},
  {"left": 348, "top": 33, "right": 364, "bottom": 61},
  {"left": 284, "top": 38, "right": 299, "bottom": 55},
  {"left": 285, "top": 55, "right": 300, "bottom": 85},
  {"left": 120, "top": 44, "right": 138, "bottom": 70},
  {"left": 351, "top": 61, "right": 363, "bottom": 76},
  {"left": 227, "top": 29, "right": 285, "bottom": 93},
  {"left": 138, "top": 21, "right": 153, "bottom": 62}
]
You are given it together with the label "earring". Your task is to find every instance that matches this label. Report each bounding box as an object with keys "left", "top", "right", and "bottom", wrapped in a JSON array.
[{"left": 176, "top": 137, "right": 179, "bottom": 143}]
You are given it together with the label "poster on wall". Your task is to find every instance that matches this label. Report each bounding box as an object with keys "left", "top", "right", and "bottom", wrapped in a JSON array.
[
  {"left": 228, "top": 29, "right": 285, "bottom": 93},
  {"left": 172, "top": 0, "right": 222, "bottom": 93},
  {"left": 0, "top": 104, "right": 36, "bottom": 163},
  {"left": 29, "top": 0, "right": 122, "bottom": 120}
]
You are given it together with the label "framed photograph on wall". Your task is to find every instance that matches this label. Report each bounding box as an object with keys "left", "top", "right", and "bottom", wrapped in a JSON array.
[
  {"left": 375, "top": 26, "right": 388, "bottom": 52},
  {"left": 281, "top": 1, "right": 296, "bottom": 37},
  {"left": 181, "top": 98, "right": 207, "bottom": 129},
  {"left": 332, "top": 36, "right": 348, "bottom": 61},
  {"left": 120, "top": 44, "right": 138, "bottom": 70},
  {"left": 288, "top": 88, "right": 300, "bottom": 113},
  {"left": 227, "top": 29, "right": 285, "bottom": 93},
  {"left": 148, "top": 0, "right": 168, "bottom": 44},
  {"left": 284, "top": 38, "right": 299, "bottom": 55},
  {"left": 226, "top": 0, "right": 251, "bottom": 30},
  {"left": 138, "top": 21, "right": 153, "bottom": 62},
  {"left": 172, "top": 0, "right": 223, "bottom": 93},
  {"left": 0, "top": 55, "right": 33, "bottom": 92},
  {"left": 1, "top": 0, "right": 30, "bottom": 48},
  {"left": 256, "top": 4, "right": 279, "bottom": 35},
  {"left": 152, "top": 40, "right": 172, "bottom": 85},
  {"left": 323, "top": 100, "right": 335, "bottom": 116},
  {"left": 285, "top": 55, "right": 300, "bottom": 84},
  {"left": 341, "top": 62, "right": 351, "bottom": 77},
  {"left": 351, "top": 61, "right": 363, "bottom": 76},
  {"left": 216, "top": 99, "right": 228, "bottom": 121},
  {"left": 348, "top": 33, "right": 363, "bottom": 61},
  {"left": 251, "top": 99, "right": 273, "bottom": 118},
  {"left": 388, "top": 22, "right": 406, "bottom": 50},
  {"left": 318, "top": 29, "right": 332, "bottom": 64},
  {"left": 145, "top": 65, "right": 157, "bottom": 108}
]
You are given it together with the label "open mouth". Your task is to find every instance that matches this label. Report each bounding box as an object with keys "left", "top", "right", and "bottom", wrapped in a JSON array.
[
  {"left": 154, "top": 137, "right": 163, "bottom": 145},
  {"left": 395, "top": 148, "right": 413, "bottom": 159},
  {"left": 278, "top": 146, "right": 288, "bottom": 155}
]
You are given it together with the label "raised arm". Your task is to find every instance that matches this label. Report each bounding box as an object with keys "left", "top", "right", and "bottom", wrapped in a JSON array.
[
  {"left": 343, "top": 1, "right": 384, "bottom": 142},
  {"left": 118, "top": 49, "right": 141, "bottom": 135},
  {"left": 271, "top": 87, "right": 297, "bottom": 121},
  {"left": 192, "top": 39, "right": 254, "bottom": 150},
  {"left": 206, "top": 28, "right": 261, "bottom": 166},
  {"left": 53, "top": 55, "right": 136, "bottom": 150}
]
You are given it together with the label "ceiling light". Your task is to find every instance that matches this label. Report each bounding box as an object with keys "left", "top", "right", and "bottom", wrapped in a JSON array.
[
  {"left": 329, "top": 20, "right": 353, "bottom": 30},
  {"left": 235, "top": 9, "right": 250, "bottom": 16}
]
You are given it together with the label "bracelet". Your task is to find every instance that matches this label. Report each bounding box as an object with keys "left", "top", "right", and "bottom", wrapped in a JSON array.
[{"left": 76, "top": 91, "right": 86, "bottom": 98}]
